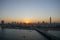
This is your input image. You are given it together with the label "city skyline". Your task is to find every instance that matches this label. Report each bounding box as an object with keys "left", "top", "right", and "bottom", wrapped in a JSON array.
[{"left": 0, "top": 0, "right": 60, "bottom": 23}]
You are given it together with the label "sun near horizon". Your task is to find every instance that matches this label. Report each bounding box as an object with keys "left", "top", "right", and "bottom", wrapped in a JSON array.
[{"left": 23, "top": 18, "right": 31, "bottom": 24}]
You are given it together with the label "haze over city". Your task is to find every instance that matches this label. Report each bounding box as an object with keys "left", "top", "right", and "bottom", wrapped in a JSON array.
[
  {"left": 0, "top": 0, "right": 60, "bottom": 23},
  {"left": 0, "top": 0, "right": 60, "bottom": 40}
]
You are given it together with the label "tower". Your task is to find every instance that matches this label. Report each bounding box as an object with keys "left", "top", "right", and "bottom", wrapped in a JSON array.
[{"left": 50, "top": 17, "right": 51, "bottom": 24}]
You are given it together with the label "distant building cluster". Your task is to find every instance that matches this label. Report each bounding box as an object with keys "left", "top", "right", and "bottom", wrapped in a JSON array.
[{"left": 0, "top": 17, "right": 60, "bottom": 29}]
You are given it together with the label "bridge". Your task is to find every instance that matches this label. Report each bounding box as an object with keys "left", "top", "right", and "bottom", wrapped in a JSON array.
[{"left": 33, "top": 27, "right": 60, "bottom": 40}]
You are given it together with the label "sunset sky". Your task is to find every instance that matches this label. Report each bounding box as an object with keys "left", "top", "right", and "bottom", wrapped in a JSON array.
[{"left": 0, "top": 0, "right": 60, "bottom": 23}]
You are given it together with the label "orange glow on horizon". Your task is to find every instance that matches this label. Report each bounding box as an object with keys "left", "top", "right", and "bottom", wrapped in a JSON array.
[
  {"left": 0, "top": 17, "right": 60, "bottom": 23},
  {"left": 23, "top": 18, "right": 31, "bottom": 24}
]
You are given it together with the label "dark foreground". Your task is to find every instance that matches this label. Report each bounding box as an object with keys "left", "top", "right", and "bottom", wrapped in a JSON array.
[{"left": 0, "top": 27, "right": 60, "bottom": 40}]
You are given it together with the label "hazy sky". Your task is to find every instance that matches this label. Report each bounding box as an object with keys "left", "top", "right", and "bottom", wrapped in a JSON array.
[{"left": 0, "top": 0, "right": 60, "bottom": 23}]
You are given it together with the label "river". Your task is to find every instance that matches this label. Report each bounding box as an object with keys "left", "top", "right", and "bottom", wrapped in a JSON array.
[{"left": 0, "top": 27, "right": 60, "bottom": 40}]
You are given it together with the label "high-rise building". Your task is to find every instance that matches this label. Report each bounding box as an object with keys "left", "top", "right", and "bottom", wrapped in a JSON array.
[{"left": 50, "top": 17, "right": 51, "bottom": 24}]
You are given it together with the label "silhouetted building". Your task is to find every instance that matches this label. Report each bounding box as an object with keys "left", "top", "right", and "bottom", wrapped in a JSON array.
[
  {"left": 1, "top": 20, "right": 4, "bottom": 24},
  {"left": 1, "top": 20, "right": 5, "bottom": 29},
  {"left": 50, "top": 17, "right": 51, "bottom": 24},
  {"left": 42, "top": 21, "right": 45, "bottom": 23}
]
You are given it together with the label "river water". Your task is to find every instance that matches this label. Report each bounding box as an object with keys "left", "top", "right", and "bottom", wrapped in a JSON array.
[{"left": 0, "top": 27, "right": 60, "bottom": 40}]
